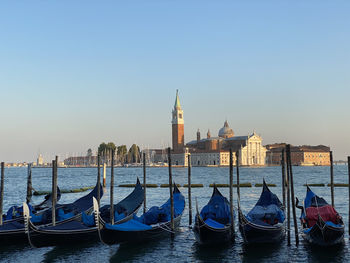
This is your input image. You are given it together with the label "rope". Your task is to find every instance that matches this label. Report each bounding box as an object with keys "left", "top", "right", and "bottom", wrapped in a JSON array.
[{"left": 158, "top": 224, "right": 175, "bottom": 234}]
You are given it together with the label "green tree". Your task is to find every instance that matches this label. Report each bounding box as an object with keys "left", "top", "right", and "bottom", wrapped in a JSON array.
[
  {"left": 86, "top": 148, "right": 93, "bottom": 165},
  {"left": 87, "top": 148, "right": 92, "bottom": 157},
  {"left": 127, "top": 144, "right": 140, "bottom": 163},
  {"left": 98, "top": 142, "right": 116, "bottom": 164},
  {"left": 117, "top": 145, "right": 127, "bottom": 164}
]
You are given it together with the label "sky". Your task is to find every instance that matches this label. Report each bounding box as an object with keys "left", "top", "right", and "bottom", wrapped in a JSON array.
[{"left": 0, "top": 1, "right": 349, "bottom": 162}]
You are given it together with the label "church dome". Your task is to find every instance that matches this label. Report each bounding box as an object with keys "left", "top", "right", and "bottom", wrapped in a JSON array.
[{"left": 218, "top": 121, "right": 234, "bottom": 138}]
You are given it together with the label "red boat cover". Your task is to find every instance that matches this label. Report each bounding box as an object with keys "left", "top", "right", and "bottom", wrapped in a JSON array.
[{"left": 305, "top": 205, "right": 339, "bottom": 227}]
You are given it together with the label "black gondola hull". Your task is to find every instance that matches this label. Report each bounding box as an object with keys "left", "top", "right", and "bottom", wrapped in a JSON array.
[
  {"left": 301, "top": 223, "right": 344, "bottom": 246},
  {"left": 239, "top": 220, "right": 285, "bottom": 244},
  {"left": 300, "top": 186, "right": 345, "bottom": 246},
  {"left": 193, "top": 214, "right": 233, "bottom": 245},
  {"left": 0, "top": 229, "right": 27, "bottom": 245},
  {"left": 28, "top": 224, "right": 99, "bottom": 247},
  {"left": 100, "top": 215, "right": 182, "bottom": 245},
  {"left": 0, "top": 214, "right": 83, "bottom": 245}
]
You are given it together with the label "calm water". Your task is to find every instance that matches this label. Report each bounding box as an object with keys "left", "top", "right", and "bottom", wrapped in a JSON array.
[{"left": 0, "top": 165, "right": 349, "bottom": 263}]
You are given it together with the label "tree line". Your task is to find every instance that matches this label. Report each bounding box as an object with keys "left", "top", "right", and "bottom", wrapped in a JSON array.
[{"left": 94, "top": 142, "right": 141, "bottom": 165}]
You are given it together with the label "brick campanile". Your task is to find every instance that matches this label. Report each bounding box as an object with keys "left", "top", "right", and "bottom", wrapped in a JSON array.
[{"left": 172, "top": 90, "right": 184, "bottom": 152}]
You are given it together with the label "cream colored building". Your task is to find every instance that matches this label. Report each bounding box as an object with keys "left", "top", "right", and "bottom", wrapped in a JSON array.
[{"left": 154, "top": 91, "right": 267, "bottom": 166}]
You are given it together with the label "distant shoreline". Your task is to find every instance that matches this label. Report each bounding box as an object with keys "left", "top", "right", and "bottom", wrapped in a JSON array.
[{"left": 23, "top": 164, "right": 338, "bottom": 168}]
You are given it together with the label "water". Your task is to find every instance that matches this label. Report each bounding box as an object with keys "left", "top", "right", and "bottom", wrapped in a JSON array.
[{"left": 0, "top": 166, "right": 349, "bottom": 262}]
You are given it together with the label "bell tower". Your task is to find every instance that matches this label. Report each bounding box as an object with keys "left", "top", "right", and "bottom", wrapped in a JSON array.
[{"left": 172, "top": 90, "right": 184, "bottom": 152}]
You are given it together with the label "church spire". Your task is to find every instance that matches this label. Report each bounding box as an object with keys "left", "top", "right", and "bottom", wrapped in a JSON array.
[
  {"left": 172, "top": 90, "right": 184, "bottom": 152},
  {"left": 174, "top": 89, "right": 181, "bottom": 110}
]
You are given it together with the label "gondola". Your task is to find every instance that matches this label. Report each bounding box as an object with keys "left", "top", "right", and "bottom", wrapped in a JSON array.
[
  {"left": 0, "top": 187, "right": 61, "bottom": 245},
  {"left": 2, "top": 186, "right": 61, "bottom": 223},
  {"left": 193, "top": 185, "right": 234, "bottom": 245},
  {"left": 0, "top": 183, "right": 102, "bottom": 245},
  {"left": 298, "top": 186, "right": 344, "bottom": 246},
  {"left": 98, "top": 184, "right": 185, "bottom": 244},
  {"left": 239, "top": 180, "right": 285, "bottom": 244},
  {"left": 24, "top": 179, "right": 144, "bottom": 247}
]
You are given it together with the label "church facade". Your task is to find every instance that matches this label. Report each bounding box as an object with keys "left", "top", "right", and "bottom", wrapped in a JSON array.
[{"left": 155, "top": 91, "right": 267, "bottom": 166}]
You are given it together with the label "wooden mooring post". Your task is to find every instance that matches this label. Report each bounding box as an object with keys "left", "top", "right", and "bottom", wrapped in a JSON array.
[
  {"left": 143, "top": 152, "right": 146, "bottom": 214},
  {"left": 229, "top": 149, "right": 235, "bottom": 233},
  {"left": 236, "top": 151, "right": 240, "bottom": 205},
  {"left": 97, "top": 154, "right": 101, "bottom": 207},
  {"left": 168, "top": 147, "right": 174, "bottom": 237},
  {"left": 103, "top": 163, "right": 106, "bottom": 188},
  {"left": 348, "top": 156, "right": 350, "bottom": 236},
  {"left": 330, "top": 151, "right": 335, "bottom": 208},
  {"left": 286, "top": 144, "right": 299, "bottom": 246},
  {"left": 52, "top": 156, "right": 58, "bottom": 226},
  {"left": 188, "top": 154, "right": 192, "bottom": 226},
  {"left": 286, "top": 146, "right": 291, "bottom": 246},
  {"left": 0, "top": 162, "right": 4, "bottom": 225},
  {"left": 281, "top": 149, "right": 286, "bottom": 208},
  {"left": 110, "top": 150, "right": 115, "bottom": 225},
  {"left": 26, "top": 163, "right": 32, "bottom": 204}
]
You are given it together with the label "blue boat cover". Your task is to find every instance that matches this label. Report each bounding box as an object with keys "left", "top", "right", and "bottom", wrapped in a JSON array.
[
  {"left": 58, "top": 209, "right": 75, "bottom": 221},
  {"left": 200, "top": 186, "right": 232, "bottom": 225},
  {"left": 0, "top": 221, "right": 24, "bottom": 231},
  {"left": 106, "top": 186, "right": 185, "bottom": 230},
  {"left": 302, "top": 187, "right": 341, "bottom": 228},
  {"left": 99, "top": 179, "right": 144, "bottom": 223},
  {"left": 105, "top": 219, "right": 152, "bottom": 231},
  {"left": 82, "top": 212, "right": 95, "bottom": 227},
  {"left": 247, "top": 204, "right": 285, "bottom": 224},
  {"left": 204, "top": 218, "right": 225, "bottom": 229},
  {"left": 304, "top": 187, "right": 328, "bottom": 209},
  {"left": 30, "top": 211, "right": 44, "bottom": 223},
  {"left": 5, "top": 203, "right": 37, "bottom": 220},
  {"left": 39, "top": 183, "right": 103, "bottom": 224},
  {"left": 41, "top": 220, "right": 90, "bottom": 231},
  {"left": 246, "top": 181, "right": 285, "bottom": 225},
  {"left": 5, "top": 206, "right": 24, "bottom": 220},
  {"left": 325, "top": 221, "right": 342, "bottom": 228},
  {"left": 134, "top": 192, "right": 185, "bottom": 225}
]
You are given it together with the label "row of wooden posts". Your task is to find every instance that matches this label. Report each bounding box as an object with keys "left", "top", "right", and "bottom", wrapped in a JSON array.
[{"left": 0, "top": 147, "right": 350, "bottom": 243}]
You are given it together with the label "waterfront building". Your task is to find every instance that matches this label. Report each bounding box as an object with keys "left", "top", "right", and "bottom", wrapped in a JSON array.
[
  {"left": 37, "top": 154, "right": 44, "bottom": 166},
  {"left": 265, "top": 144, "right": 331, "bottom": 166},
  {"left": 154, "top": 91, "right": 267, "bottom": 166}
]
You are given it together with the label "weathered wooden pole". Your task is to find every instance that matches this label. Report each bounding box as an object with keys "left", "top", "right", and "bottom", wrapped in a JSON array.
[
  {"left": 281, "top": 149, "right": 286, "bottom": 208},
  {"left": 110, "top": 149, "right": 115, "bottom": 225},
  {"left": 51, "top": 157, "right": 58, "bottom": 226},
  {"left": 236, "top": 150, "right": 240, "bottom": 203},
  {"left": 286, "top": 146, "right": 291, "bottom": 246},
  {"left": 229, "top": 149, "right": 234, "bottom": 233},
  {"left": 103, "top": 162, "right": 106, "bottom": 187},
  {"left": 287, "top": 144, "right": 299, "bottom": 246},
  {"left": 0, "top": 162, "right": 4, "bottom": 225},
  {"left": 188, "top": 154, "right": 192, "bottom": 226},
  {"left": 143, "top": 152, "right": 147, "bottom": 214},
  {"left": 168, "top": 147, "right": 174, "bottom": 236},
  {"left": 330, "top": 151, "right": 335, "bottom": 208},
  {"left": 348, "top": 156, "right": 350, "bottom": 236},
  {"left": 26, "top": 163, "right": 33, "bottom": 204},
  {"left": 97, "top": 154, "right": 101, "bottom": 207}
]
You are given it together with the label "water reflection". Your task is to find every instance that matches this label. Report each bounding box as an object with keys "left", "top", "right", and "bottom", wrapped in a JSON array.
[
  {"left": 192, "top": 242, "right": 235, "bottom": 262},
  {"left": 42, "top": 242, "right": 102, "bottom": 262},
  {"left": 304, "top": 241, "right": 347, "bottom": 263},
  {"left": 241, "top": 241, "right": 284, "bottom": 263},
  {"left": 0, "top": 166, "right": 349, "bottom": 262},
  {"left": 0, "top": 243, "right": 30, "bottom": 259},
  {"left": 110, "top": 238, "right": 173, "bottom": 262}
]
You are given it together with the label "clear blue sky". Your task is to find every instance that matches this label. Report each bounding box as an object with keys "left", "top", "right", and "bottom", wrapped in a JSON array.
[{"left": 0, "top": 1, "right": 349, "bottom": 162}]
